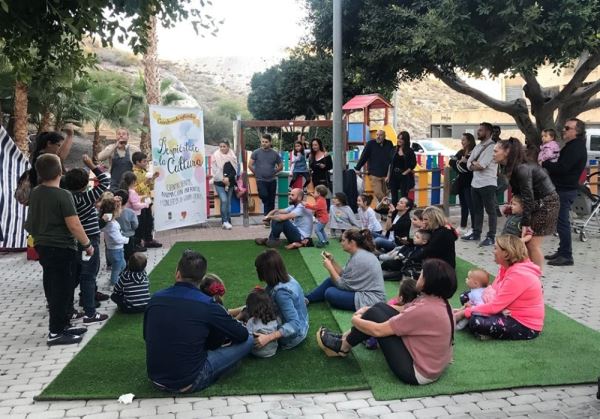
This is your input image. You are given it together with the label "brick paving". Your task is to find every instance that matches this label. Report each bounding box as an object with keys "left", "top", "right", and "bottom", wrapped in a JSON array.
[{"left": 1, "top": 211, "right": 599, "bottom": 418}]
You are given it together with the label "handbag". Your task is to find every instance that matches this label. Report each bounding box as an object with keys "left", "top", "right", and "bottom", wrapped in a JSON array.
[
  {"left": 450, "top": 176, "right": 461, "bottom": 195},
  {"left": 234, "top": 176, "right": 247, "bottom": 198},
  {"left": 14, "top": 169, "right": 32, "bottom": 206}
]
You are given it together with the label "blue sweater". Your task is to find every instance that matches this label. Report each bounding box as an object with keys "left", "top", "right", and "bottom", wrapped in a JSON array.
[{"left": 143, "top": 282, "right": 249, "bottom": 389}]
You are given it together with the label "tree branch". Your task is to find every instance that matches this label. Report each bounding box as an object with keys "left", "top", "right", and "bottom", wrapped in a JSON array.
[
  {"left": 581, "top": 98, "right": 600, "bottom": 113},
  {"left": 569, "top": 78, "right": 600, "bottom": 103},
  {"left": 429, "top": 67, "right": 520, "bottom": 113},
  {"left": 546, "top": 51, "right": 600, "bottom": 108}
]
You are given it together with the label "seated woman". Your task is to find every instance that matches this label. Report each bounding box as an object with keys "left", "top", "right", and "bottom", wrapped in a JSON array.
[
  {"left": 252, "top": 249, "right": 309, "bottom": 352},
  {"left": 316, "top": 259, "right": 457, "bottom": 385},
  {"left": 374, "top": 197, "right": 413, "bottom": 253},
  {"left": 305, "top": 229, "right": 386, "bottom": 311},
  {"left": 454, "top": 234, "right": 544, "bottom": 340},
  {"left": 421, "top": 206, "right": 457, "bottom": 269}
]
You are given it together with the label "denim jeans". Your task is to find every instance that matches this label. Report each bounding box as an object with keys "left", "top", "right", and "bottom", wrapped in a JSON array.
[
  {"left": 106, "top": 248, "right": 126, "bottom": 285},
  {"left": 458, "top": 185, "right": 473, "bottom": 229},
  {"left": 189, "top": 335, "right": 254, "bottom": 392},
  {"left": 315, "top": 221, "right": 328, "bottom": 244},
  {"left": 257, "top": 179, "right": 277, "bottom": 215},
  {"left": 470, "top": 185, "right": 497, "bottom": 239},
  {"left": 270, "top": 220, "right": 302, "bottom": 243},
  {"left": 374, "top": 236, "right": 396, "bottom": 252},
  {"left": 305, "top": 277, "right": 356, "bottom": 311},
  {"left": 556, "top": 188, "right": 577, "bottom": 259},
  {"left": 36, "top": 246, "right": 77, "bottom": 334},
  {"left": 215, "top": 184, "right": 234, "bottom": 223},
  {"left": 78, "top": 234, "right": 100, "bottom": 317}
]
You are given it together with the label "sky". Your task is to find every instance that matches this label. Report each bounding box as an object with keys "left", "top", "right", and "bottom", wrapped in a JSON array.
[{"left": 156, "top": 0, "right": 308, "bottom": 59}]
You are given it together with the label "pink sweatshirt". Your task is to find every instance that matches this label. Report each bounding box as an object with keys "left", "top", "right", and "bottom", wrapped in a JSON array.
[
  {"left": 126, "top": 188, "right": 149, "bottom": 216},
  {"left": 388, "top": 295, "right": 453, "bottom": 380},
  {"left": 465, "top": 259, "right": 545, "bottom": 331}
]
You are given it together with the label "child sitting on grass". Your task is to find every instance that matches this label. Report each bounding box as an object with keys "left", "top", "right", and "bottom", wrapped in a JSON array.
[
  {"left": 455, "top": 268, "right": 496, "bottom": 330},
  {"left": 380, "top": 229, "right": 431, "bottom": 280},
  {"left": 502, "top": 195, "right": 533, "bottom": 243},
  {"left": 304, "top": 184, "right": 330, "bottom": 248},
  {"left": 357, "top": 194, "right": 382, "bottom": 235},
  {"left": 111, "top": 253, "right": 150, "bottom": 314},
  {"left": 329, "top": 192, "right": 360, "bottom": 238},
  {"left": 199, "top": 273, "right": 227, "bottom": 305},
  {"left": 245, "top": 288, "right": 280, "bottom": 358}
]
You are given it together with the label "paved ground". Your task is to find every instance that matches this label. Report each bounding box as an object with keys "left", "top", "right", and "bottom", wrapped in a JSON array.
[{"left": 1, "top": 211, "right": 599, "bottom": 419}]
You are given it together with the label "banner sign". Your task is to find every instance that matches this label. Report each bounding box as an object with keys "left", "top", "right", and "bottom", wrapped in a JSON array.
[{"left": 150, "top": 105, "right": 206, "bottom": 231}]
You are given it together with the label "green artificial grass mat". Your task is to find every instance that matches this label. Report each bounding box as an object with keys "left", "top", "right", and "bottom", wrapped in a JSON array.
[
  {"left": 37, "top": 241, "right": 367, "bottom": 401},
  {"left": 300, "top": 243, "right": 600, "bottom": 400}
]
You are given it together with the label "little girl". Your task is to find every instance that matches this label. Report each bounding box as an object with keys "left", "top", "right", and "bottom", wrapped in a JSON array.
[
  {"left": 114, "top": 190, "right": 138, "bottom": 261},
  {"left": 538, "top": 128, "right": 560, "bottom": 164},
  {"left": 199, "top": 274, "right": 227, "bottom": 305},
  {"left": 111, "top": 252, "right": 150, "bottom": 313},
  {"left": 100, "top": 196, "right": 129, "bottom": 285},
  {"left": 502, "top": 195, "right": 533, "bottom": 243},
  {"left": 328, "top": 192, "right": 360, "bottom": 238},
  {"left": 120, "top": 171, "right": 149, "bottom": 249},
  {"left": 304, "top": 184, "right": 330, "bottom": 247},
  {"left": 289, "top": 141, "right": 310, "bottom": 190},
  {"left": 245, "top": 288, "right": 280, "bottom": 358},
  {"left": 357, "top": 194, "right": 382, "bottom": 235}
]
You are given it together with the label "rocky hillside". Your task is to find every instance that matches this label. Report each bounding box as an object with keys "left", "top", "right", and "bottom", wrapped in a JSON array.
[{"left": 95, "top": 46, "right": 482, "bottom": 139}]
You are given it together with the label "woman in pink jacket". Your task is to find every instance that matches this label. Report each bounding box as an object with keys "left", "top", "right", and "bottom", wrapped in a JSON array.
[{"left": 455, "top": 234, "right": 544, "bottom": 340}]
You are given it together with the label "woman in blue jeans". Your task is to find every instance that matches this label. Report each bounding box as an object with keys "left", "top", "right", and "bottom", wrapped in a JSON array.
[
  {"left": 306, "top": 229, "right": 386, "bottom": 311},
  {"left": 252, "top": 249, "right": 309, "bottom": 352},
  {"left": 211, "top": 140, "right": 238, "bottom": 230}
]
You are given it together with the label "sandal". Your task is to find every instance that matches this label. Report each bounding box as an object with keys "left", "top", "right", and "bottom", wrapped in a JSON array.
[{"left": 316, "top": 326, "right": 348, "bottom": 357}]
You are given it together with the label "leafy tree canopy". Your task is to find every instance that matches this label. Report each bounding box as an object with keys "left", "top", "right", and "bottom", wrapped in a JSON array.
[{"left": 305, "top": 0, "right": 600, "bottom": 144}]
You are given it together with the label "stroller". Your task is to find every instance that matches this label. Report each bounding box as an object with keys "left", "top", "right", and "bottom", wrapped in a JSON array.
[{"left": 571, "top": 171, "right": 600, "bottom": 242}]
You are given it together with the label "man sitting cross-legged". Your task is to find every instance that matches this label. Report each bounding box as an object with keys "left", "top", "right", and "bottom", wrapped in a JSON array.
[
  {"left": 144, "top": 250, "right": 253, "bottom": 393},
  {"left": 255, "top": 188, "right": 314, "bottom": 250}
]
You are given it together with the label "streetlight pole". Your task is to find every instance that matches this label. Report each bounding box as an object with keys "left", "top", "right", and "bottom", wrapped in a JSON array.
[{"left": 332, "top": 0, "right": 344, "bottom": 193}]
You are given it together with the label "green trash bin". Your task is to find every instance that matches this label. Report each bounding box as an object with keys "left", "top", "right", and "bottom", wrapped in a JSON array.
[{"left": 277, "top": 172, "right": 290, "bottom": 209}]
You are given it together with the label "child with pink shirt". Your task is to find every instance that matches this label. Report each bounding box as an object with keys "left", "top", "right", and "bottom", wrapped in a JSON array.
[
  {"left": 120, "top": 171, "right": 149, "bottom": 251},
  {"left": 537, "top": 128, "right": 560, "bottom": 164}
]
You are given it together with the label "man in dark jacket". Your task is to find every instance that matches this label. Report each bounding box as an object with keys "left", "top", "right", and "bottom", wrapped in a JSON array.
[
  {"left": 144, "top": 250, "right": 253, "bottom": 393},
  {"left": 542, "top": 118, "right": 588, "bottom": 266},
  {"left": 354, "top": 130, "right": 394, "bottom": 202}
]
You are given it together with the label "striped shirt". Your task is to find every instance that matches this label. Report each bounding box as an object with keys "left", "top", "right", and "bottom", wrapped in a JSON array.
[
  {"left": 113, "top": 269, "right": 150, "bottom": 308},
  {"left": 71, "top": 168, "right": 110, "bottom": 237}
]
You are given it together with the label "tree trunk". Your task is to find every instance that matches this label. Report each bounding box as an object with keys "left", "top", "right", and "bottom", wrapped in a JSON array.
[
  {"left": 13, "top": 81, "right": 29, "bottom": 155},
  {"left": 39, "top": 110, "right": 52, "bottom": 133},
  {"left": 92, "top": 127, "right": 101, "bottom": 161},
  {"left": 141, "top": 15, "right": 160, "bottom": 155}
]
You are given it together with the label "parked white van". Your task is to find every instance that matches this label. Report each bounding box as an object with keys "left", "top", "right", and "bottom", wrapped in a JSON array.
[{"left": 586, "top": 129, "right": 600, "bottom": 161}]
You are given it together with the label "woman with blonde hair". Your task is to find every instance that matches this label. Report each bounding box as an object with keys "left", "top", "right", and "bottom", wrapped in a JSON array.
[
  {"left": 420, "top": 206, "right": 457, "bottom": 269},
  {"left": 454, "top": 234, "right": 544, "bottom": 340}
]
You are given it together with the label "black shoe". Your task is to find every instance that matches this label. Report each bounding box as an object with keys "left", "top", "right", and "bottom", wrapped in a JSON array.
[
  {"left": 83, "top": 312, "right": 109, "bottom": 324},
  {"left": 95, "top": 291, "right": 110, "bottom": 301},
  {"left": 478, "top": 237, "right": 495, "bottom": 247},
  {"left": 496, "top": 207, "right": 503, "bottom": 217},
  {"left": 461, "top": 233, "right": 480, "bottom": 241},
  {"left": 544, "top": 252, "right": 560, "bottom": 260},
  {"left": 64, "top": 325, "right": 88, "bottom": 335},
  {"left": 316, "top": 327, "right": 347, "bottom": 357},
  {"left": 47, "top": 332, "right": 83, "bottom": 346},
  {"left": 547, "top": 256, "right": 574, "bottom": 266},
  {"left": 134, "top": 245, "right": 147, "bottom": 253}
]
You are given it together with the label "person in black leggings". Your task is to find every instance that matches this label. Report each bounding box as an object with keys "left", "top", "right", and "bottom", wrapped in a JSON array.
[{"left": 316, "top": 259, "right": 457, "bottom": 385}]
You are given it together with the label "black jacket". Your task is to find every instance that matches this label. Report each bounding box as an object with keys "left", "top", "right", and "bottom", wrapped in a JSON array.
[
  {"left": 449, "top": 149, "right": 473, "bottom": 190},
  {"left": 422, "top": 226, "right": 457, "bottom": 269},
  {"left": 389, "top": 149, "right": 417, "bottom": 181},
  {"left": 385, "top": 211, "right": 412, "bottom": 246},
  {"left": 509, "top": 163, "right": 556, "bottom": 227},
  {"left": 355, "top": 139, "right": 395, "bottom": 177},
  {"left": 542, "top": 136, "right": 587, "bottom": 190}
]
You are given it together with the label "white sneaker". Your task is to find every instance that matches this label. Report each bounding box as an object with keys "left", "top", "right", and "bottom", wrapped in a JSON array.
[
  {"left": 223, "top": 222, "right": 233, "bottom": 230},
  {"left": 462, "top": 228, "right": 473, "bottom": 237}
]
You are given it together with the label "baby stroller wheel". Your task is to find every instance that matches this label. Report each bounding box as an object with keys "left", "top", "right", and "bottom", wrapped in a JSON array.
[{"left": 580, "top": 231, "right": 588, "bottom": 242}]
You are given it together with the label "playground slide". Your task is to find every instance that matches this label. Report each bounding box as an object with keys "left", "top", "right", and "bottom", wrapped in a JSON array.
[{"left": 370, "top": 125, "right": 398, "bottom": 145}]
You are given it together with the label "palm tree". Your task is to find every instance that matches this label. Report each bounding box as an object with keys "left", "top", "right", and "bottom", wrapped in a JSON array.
[{"left": 140, "top": 15, "right": 160, "bottom": 155}]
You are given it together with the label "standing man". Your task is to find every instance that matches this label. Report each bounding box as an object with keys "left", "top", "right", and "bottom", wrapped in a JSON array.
[
  {"left": 354, "top": 130, "right": 394, "bottom": 203},
  {"left": 144, "top": 250, "right": 253, "bottom": 393},
  {"left": 462, "top": 122, "right": 497, "bottom": 247},
  {"left": 542, "top": 118, "right": 588, "bottom": 266},
  {"left": 491, "top": 125, "right": 502, "bottom": 142},
  {"left": 249, "top": 134, "right": 283, "bottom": 215},
  {"left": 255, "top": 188, "right": 314, "bottom": 249},
  {"left": 97, "top": 128, "right": 140, "bottom": 191}
]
